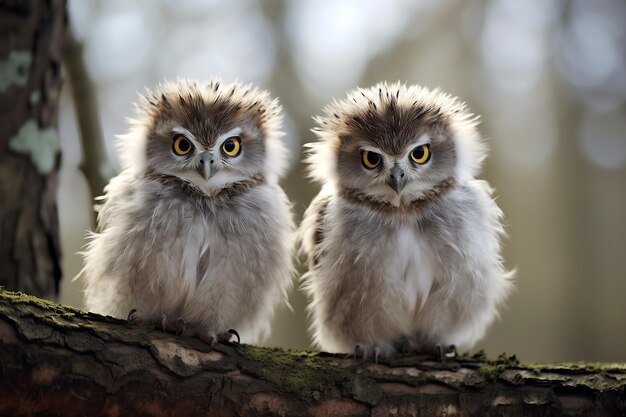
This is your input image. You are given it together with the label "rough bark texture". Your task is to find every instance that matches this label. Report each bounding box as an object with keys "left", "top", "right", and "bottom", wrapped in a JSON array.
[
  {"left": 1, "top": 289, "right": 625, "bottom": 417},
  {"left": 0, "top": 0, "right": 66, "bottom": 299}
]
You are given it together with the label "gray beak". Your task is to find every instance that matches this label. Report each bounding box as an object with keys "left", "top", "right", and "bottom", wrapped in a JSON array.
[
  {"left": 387, "top": 164, "right": 407, "bottom": 194},
  {"left": 198, "top": 152, "right": 215, "bottom": 181}
]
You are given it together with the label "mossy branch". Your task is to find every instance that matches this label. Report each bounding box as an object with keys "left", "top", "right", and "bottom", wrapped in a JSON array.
[{"left": 0, "top": 288, "right": 625, "bottom": 417}]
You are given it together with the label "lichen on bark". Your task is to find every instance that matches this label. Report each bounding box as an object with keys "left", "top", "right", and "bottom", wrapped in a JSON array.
[
  {"left": 1, "top": 288, "right": 626, "bottom": 416},
  {"left": 0, "top": 50, "right": 32, "bottom": 92},
  {"left": 8, "top": 119, "right": 61, "bottom": 174}
]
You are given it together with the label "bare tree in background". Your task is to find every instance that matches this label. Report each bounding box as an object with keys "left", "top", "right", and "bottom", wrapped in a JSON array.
[{"left": 0, "top": 0, "right": 66, "bottom": 299}]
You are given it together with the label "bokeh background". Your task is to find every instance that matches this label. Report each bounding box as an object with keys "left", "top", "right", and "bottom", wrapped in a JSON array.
[{"left": 57, "top": 0, "right": 626, "bottom": 363}]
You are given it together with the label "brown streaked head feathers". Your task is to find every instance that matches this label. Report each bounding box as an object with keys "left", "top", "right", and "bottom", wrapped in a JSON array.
[
  {"left": 135, "top": 78, "right": 282, "bottom": 148},
  {"left": 115, "top": 78, "right": 289, "bottom": 192},
  {"left": 306, "top": 82, "right": 487, "bottom": 202}
]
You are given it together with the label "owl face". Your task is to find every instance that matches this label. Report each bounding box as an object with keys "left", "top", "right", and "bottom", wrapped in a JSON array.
[
  {"left": 145, "top": 115, "right": 268, "bottom": 195},
  {"left": 120, "top": 79, "right": 287, "bottom": 195},
  {"left": 333, "top": 122, "right": 457, "bottom": 203},
  {"left": 308, "top": 82, "right": 486, "bottom": 205}
]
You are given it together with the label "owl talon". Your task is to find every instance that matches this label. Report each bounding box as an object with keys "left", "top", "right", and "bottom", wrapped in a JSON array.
[
  {"left": 354, "top": 344, "right": 362, "bottom": 359},
  {"left": 127, "top": 309, "right": 142, "bottom": 324},
  {"left": 158, "top": 315, "right": 187, "bottom": 335},
  {"left": 436, "top": 344, "right": 457, "bottom": 362},
  {"left": 208, "top": 335, "right": 217, "bottom": 350},
  {"left": 446, "top": 344, "right": 458, "bottom": 359},
  {"left": 351, "top": 343, "right": 391, "bottom": 362},
  {"left": 227, "top": 328, "right": 240, "bottom": 344},
  {"left": 354, "top": 343, "right": 370, "bottom": 360},
  {"left": 374, "top": 347, "right": 381, "bottom": 364},
  {"left": 199, "top": 332, "right": 218, "bottom": 350},
  {"left": 177, "top": 318, "right": 187, "bottom": 336}
]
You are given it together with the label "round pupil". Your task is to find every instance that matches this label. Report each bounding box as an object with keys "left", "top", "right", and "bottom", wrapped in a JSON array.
[
  {"left": 178, "top": 139, "right": 190, "bottom": 151},
  {"left": 224, "top": 140, "right": 235, "bottom": 152},
  {"left": 413, "top": 147, "right": 424, "bottom": 159},
  {"left": 367, "top": 152, "right": 380, "bottom": 165}
]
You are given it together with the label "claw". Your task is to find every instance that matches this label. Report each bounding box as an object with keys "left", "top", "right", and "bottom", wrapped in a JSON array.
[
  {"left": 351, "top": 343, "right": 386, "bottom": 362},
  {"left": 127, "top": 309, "right": 141, "bottom": 324},
  {"left": 354, "top": 343, "right": 370, "bottom": 360},
  {"left": 445, "top": 344, "right": 458, "bottom": 359},
  {"left": 227, "top": 329, "right": 240, "bottom": 344},
  {"left": 177, "top": 318, "right": 187, "bottom": 336},
  {"left": 436, "top": 344, "right": 457, "bottom": 362},
  {"left": 161, "top": 314, "right": 167, "bottom": 332},
  {"left": 207, "top": 334, "right": 217, "bottom": 350},
  {"left": 374, "top": 347, "right": 381, "bottom": 364}
]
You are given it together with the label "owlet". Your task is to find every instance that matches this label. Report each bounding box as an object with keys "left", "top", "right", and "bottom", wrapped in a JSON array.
[
  {"left": 300, "top": 82, "right": 513, "bottom": 360},
  {"left": 81, "top": 79, "right": 294, "bottom": 346}
]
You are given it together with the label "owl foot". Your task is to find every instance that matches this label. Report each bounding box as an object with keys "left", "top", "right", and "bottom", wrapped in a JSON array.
[
  {"left": 200, "top": 332, "right": 218, "bottom": 350},
  {"left": 226, "top": 328, "right": 240, "bottom": 344},
  {"left": 350, "top": 343, "right": 390, "bottom": 364},
  {"left": 199, "top": 329, "right": 240, "bottom": 350},
  {"left": 436, "top": 344, "right": 457, "bottom": 362},
  {"left": 178, "top": 318, "right": 187, "bottom": 336},
  {"left": 127, "top": 309, "right": 142, "bottom": 325},
  {"left": 398, "top": 340, "right": 457, "bottom": 362},
  {"left": 160, "top": 314, "right": 187, "bottom": 336}
]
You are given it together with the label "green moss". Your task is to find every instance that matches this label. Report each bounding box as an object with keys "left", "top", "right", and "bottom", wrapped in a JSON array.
[
  {"left": 3, "top": 288, "right": 626, "bottom": 395},
  {"left": 524, "top": 361, "right": 626, "bottom": 374},
  {"left": 238, "top": 345, "right": 347, "bottom": 397},
  {"left": 0, "top": 289, "right": 156, "bottom": 348},
  {"left": 476, "top": 353, "right": 520, "bottom": 381},
  {"left": 1, "top": 289, "right": 87, "bottom": 316}
]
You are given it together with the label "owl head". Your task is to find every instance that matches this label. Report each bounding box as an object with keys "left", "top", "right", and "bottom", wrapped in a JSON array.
[
  {"left": 118, "top": 78, "right": 287, "bottom": 195},
  {"left": 307, "top": 82, "right": 486, "bottom": 206}
]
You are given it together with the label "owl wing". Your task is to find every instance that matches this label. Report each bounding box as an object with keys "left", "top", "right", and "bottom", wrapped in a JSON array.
[
  {"left": 299, "top": 191, "right": 332, "bottom": 268},
  {"left": 94, "top": 171, "right": 134, "bottom": 233}
]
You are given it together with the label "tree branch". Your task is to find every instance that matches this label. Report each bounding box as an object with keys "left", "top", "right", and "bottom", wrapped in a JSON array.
[
  {"left": 63, "top": 30, "right": 116, "bottom": 228},
  {"left": 0, "top": 289, "right": 624, "bottom": 417}
]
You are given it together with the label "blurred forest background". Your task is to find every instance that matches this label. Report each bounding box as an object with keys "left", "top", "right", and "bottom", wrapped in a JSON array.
[{"left": 51, "top": 0, "right": 626, "bottom": 363}]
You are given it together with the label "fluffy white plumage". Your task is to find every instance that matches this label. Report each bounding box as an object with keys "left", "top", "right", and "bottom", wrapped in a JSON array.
[
  {"left": 80, "top": 78, "right": 294, "bottom": 344},
  {"left": 300, "top": 82, "right": 513, "bottom": 358}
]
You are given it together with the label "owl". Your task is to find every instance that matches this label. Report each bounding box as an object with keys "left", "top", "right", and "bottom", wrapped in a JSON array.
[
  {"left": 80, "top": 78, "right": 294, "bottom": 347},
  {"left": 300, "top": 82, "right": 513, "bottom": 361}
]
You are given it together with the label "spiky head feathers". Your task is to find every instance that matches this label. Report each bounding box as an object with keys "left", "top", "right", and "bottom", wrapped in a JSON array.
[
  {"left": 307, "top": 82, "right": 486, "bottom": 188},
  {"left": 117, "top": 78, "right": 287, "bottom": 183}
]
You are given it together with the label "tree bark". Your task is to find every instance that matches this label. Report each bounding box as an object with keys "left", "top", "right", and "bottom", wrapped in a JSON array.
[
  {"left": 0, "top": 0, "right": 66, "bottom": 300},
  {"left": 1, "top": 289, "right": 624, "bottom": 417}
]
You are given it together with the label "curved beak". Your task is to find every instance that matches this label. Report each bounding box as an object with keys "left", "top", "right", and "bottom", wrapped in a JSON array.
[
  {"left": 197, "top": 152, "right": 215, "bottom": 181},
  {"left": 387, "top": 164, "right": 406, "bottom": 194}
]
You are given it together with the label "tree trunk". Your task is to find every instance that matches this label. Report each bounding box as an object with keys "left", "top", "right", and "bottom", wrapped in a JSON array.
[
  {"left": 0, "top": 0, "right": 66, "bottom": 299},
  {"left": 0, "top": 289, "right": 624, "bottom": 417}
]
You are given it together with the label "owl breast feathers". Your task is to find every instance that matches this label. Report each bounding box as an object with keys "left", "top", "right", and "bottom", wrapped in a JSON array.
[
  {"left": 80, "top": 79, "right": 294, "bottom": 344},
  {"left": 299, "top": 82, "right": 514, "bottom": 359}
]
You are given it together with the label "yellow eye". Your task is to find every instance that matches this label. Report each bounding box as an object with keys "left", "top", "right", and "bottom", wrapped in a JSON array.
[
  {"left": 222, "top": 136, "right": 241, "bottom": 157},
  {"left": 361, "top": 150, "right": 381, "bottom": 169},
  {"left": 173, "top": 135, "right": 192, "bottom": 156},
  {"left": 410, "top": 144, "right": 431, "bottom": 164}
]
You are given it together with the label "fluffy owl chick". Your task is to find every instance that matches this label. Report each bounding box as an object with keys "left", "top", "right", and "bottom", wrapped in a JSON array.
[
  {"left": 300, "top": 82, "right": 513, "bottom": 360},
  {"left": 81, "top": 78, "right": 294, "bottom": 346}
]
